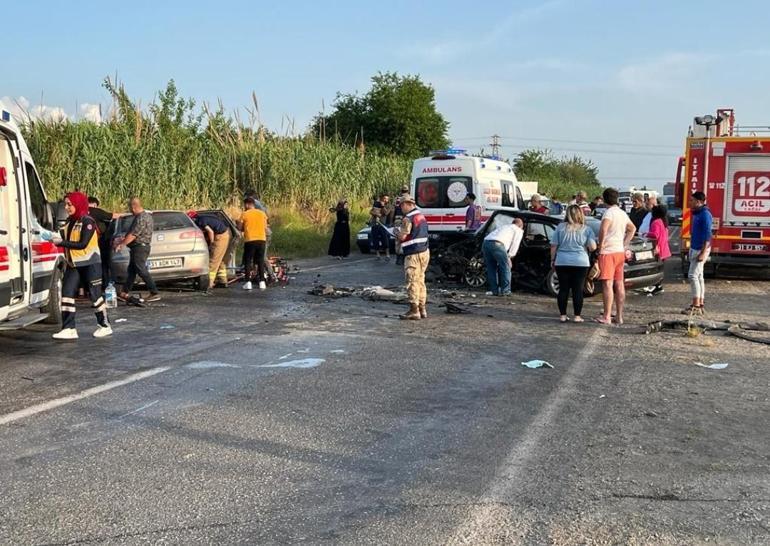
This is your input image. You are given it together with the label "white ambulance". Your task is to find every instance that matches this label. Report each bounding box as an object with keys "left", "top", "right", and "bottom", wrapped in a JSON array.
[
  {"left": 0, "top": 101, "right": 64, "bottom": 330},
  {"left": 410, "top": 149, "right": 523, "bottom": 233}
]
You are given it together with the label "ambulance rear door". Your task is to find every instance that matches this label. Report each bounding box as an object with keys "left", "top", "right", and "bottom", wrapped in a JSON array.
[{"left": 0, "top": 130, "right": 27, "bottom": 319}]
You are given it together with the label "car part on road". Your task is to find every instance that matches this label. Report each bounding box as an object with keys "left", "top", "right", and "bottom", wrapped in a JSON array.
[
  {"left": 521, "top": 359, "right": 554, "bottom": 369},
  {"left": 694, "top": 362, "right": 728, "bottom": 370},
  {"left": 445, "top": 302, "right": 472, "bottom": 314}
]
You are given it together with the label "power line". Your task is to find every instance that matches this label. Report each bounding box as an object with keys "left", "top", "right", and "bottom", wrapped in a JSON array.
[
  {"left": 452, "top": 135, "right": 682, "bottom": 150},
  {"left": 456, "top": 142, "right": 676, "bottom": 158}
]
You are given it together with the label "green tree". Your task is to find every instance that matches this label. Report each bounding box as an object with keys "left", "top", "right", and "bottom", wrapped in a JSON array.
[
  {"left": 314, "top": 72, "right": 449, "bottom": 157},
  {"left": 513, "top": 148, "right": 601, "bottom": 200}
]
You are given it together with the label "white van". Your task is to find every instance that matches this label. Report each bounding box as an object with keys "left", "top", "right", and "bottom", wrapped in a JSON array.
[
  {"left": 0, "top": 101, "right": 64, "bottom": 330},
  {"left": 410, "top": 149, "right": 523, "bottom": 233}
]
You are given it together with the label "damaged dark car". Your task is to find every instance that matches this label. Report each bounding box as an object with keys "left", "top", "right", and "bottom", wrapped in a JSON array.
[{"left": 434, "top": 210, "right": 664, "bottom": 297}]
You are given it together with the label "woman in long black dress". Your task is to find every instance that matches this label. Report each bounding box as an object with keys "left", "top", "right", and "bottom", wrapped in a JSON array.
[{"left": 328, "top": 200, "right": 350, "bottom": 259}]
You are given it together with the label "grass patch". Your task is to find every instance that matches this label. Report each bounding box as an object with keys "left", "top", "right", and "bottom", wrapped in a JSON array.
[{"left": 224, "top": 202, "right": 372, "bottom": 259}]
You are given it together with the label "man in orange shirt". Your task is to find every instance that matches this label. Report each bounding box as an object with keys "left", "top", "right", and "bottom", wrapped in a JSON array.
[{"left": 238, "top": 197, "right": 269, "bottom": 290}]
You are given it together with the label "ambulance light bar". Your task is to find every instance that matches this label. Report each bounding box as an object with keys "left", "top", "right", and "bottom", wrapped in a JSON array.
[{"left": 430, "top": 148, "right": 467, "bottom": 156}]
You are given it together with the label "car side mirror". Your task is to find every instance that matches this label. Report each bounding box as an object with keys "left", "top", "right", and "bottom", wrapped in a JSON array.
[{"left": 54, "top": 201, "right": 68, "bottom": 228}]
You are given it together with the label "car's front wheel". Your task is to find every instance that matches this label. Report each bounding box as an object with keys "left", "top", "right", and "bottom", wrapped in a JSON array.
[
  {"left": 544, "top": 268, "right": 559, "bottom": 297},
  {"left": 463, "top": 254, "right": 487, "bottom": 288}
]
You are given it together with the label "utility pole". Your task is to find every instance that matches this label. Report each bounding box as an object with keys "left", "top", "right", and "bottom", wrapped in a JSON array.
[{"left": 489, "top": 134, "right": 501, "bottom": 158}]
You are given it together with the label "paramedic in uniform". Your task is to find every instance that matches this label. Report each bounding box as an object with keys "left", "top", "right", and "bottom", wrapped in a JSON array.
[
  {"left": 49, "top": 191, "right": 112, "bottom": 340},
  {"left": 395, "top": 194, "right": 430, "bottom": 320}
]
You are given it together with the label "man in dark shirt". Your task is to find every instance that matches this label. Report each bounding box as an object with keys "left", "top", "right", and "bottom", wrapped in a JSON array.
[
  {"left": 115, "top": 197, "right": 160, "bottom": 302},
  {"left": 88, "top": 196, "right": 117, "bottom": 288},
  {"left": 188, "top": 211, "right": 232, "bottom": 288},
  {"left": 628, "top": 192, "right": 647, "bottom": 232}
]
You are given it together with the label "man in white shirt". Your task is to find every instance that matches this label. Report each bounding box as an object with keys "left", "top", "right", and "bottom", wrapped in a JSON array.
[
  {"left": 482, "top": 218, "right": 524, "bottom": 296},
  {"left": 596, "top": 188, "right": 636, "bottom": 325}
]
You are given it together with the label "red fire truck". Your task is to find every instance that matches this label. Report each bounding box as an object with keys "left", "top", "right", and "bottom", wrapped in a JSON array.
[{"left": 674, "top": 108, "right": 770, "bottom": 275}]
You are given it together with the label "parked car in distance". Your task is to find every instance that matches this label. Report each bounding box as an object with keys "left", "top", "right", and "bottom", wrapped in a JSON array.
[
  {"left": 667, "top": 207, "right": 683, "bottom": 226},
  {"left": 356, "top": 225, "right": 397, "bottom": 254},
  {"left": 111, "top": 210, "right": 210, "bottom": 291},
  {"left": 436, "top": 210, "right": 664, "bottom": 297}
]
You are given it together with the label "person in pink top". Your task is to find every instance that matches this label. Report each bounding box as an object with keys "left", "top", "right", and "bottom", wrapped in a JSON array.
[{"left": 644, "top": 205, "right": 670, "bottom": 295}]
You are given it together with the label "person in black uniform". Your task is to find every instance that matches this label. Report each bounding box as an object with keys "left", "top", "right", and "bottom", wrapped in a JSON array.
[
  {"left": 328, "top": 199, "right": 350, "bottom": 259},
  {"left": 49, "top": 191, "right": 112, "bottom": 340}
]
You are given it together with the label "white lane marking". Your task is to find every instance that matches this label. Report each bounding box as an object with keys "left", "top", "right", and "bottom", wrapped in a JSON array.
[
  {"left": 330, "top": 349, "right": 346, "bottom": 354},
  {"left": 447, "top": 328, "right": 605, "bottom": 545},
  {"left": 185, "top": 361, "right": 241, "bottom": 369},
  {"left": 118, "top": 400, "right": 159, "bottom": 419},
  {"left": 0, "top": 367, "right": 171, "bottom": 427},
  {"left": 258, "top": 358, "right": 325, "bottom": 369},
  {"left": 278, "top": 353, "right": 293, "bottom": 360}
]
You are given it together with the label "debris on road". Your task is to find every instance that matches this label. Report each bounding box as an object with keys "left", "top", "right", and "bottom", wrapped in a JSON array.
[
  {"left": 695, "top": 362, "right": 729, "bottom": 370},
  {"left": 160, "top": 324, "right": 175, "bottom": 330},
  {"left": 308, "top": 284, "right": 353, "bottom": 298},
  {"left": 361, "top": 286, "right": 407, "bottom": 302},
  {"left": 645, "top": 319, "right": 770, "bottom": 345},
  {"left": 444, "top": 302, "right": 472, "bottom": 314},
  {"left": 114, "top": 318, "right": 128, "bottom": 323},
  {"left": 521, "top": 359, "right": 554, "bottom": 369}
]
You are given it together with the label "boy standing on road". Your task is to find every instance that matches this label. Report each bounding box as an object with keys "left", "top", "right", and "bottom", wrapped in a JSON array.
[
  {"left": 464, "top": 193, "right": 482, "bottom": 230},
  {"left": 684, "top": 191, "right": 712, "bottom": 315},
  {"left": 239, "top": 197, "right": 268, "bottom": 291},
  {"left": 596, "top": 188, "right": 636, "bottom": 325}
]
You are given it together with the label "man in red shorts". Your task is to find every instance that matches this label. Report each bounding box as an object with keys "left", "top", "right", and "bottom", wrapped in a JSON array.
[{"left": 596, "top": 188, "right": 636, "bottom": 325}]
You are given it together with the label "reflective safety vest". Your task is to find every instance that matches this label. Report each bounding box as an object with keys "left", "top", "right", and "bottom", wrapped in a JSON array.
[
  {"left": 65, "top": 216, "right": 101, "bottom": 267},
  {"left": 401, "top": 209, "right": 429, "bottom": 255}
]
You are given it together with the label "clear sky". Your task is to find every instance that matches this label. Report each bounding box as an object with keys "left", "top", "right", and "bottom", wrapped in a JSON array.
[{"left": 4, "top": 0, "right": 769, "bottom": 191}]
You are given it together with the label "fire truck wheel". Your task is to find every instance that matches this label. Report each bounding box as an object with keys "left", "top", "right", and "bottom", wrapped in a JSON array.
[{"left": 42, "top": 265, "right": 63, "bottom": 325}]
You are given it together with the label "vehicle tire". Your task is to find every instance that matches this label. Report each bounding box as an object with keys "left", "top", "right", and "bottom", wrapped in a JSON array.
[
  {"left": 544, "top": 268, "right": 559, "bottom": 298},
  {"left": 193, "top": 274, "right": 210, "bottom": 291},
  {"left": 463, "top": 254, "right": 487, "bottom": 288},
  {"left": 42, "top": 265, "right": 62, "bottom": 325}
]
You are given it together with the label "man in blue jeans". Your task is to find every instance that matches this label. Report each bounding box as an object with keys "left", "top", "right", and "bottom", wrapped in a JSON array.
[
  {"left": 482, "top": 218, "right": 524, "bottom": 296},
  {"left": 684, "top": 191, "right": 712, "bottom": 315}
]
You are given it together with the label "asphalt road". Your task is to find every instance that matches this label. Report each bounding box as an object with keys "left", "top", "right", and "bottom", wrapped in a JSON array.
[{"left": 1, "top": 240, "right": 769, "bottom": 545}]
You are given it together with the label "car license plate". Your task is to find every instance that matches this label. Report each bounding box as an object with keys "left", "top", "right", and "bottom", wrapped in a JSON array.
[
  {"left": 149, "top": 257, "right": 183, "bottom": 269},
  {"left": 734, "top": 243, "right": 766, "bottom": 251},
  {"left": 634, "top": 250, "right": 653, "bottom": 261},
  {"left": 357, "top": 233, "right": 369, "bottom": 240}
]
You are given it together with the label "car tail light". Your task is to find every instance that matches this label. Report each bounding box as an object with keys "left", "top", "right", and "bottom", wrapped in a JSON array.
[{"left": 179, "top": 230, "right": 204, "bottom": 240}]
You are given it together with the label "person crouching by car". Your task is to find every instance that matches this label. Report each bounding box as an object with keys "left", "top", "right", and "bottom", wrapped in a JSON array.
[
  {"left": 550, "top": 205, "right": 597, "bottom": 323},
  {"left": 482, "top": 218, "right": 524, "bottom": 297},
  {"left": 238, "top": 197, "right": 269, "bottom": 291},
  {"left": 116, "top": 197, "right": 161, "bottom": 303},
  {"left": 396, "top": 195, "right": 430, "bottom": 320},
  {"left": 47, "top": 192, "right": 112, "bottom": 340},
  {"left": 188, "top": 211, "right": 232, "bottom": 288}
]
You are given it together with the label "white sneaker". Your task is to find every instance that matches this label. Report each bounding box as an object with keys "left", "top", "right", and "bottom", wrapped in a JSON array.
[
  {"left": 243, "top": 281, "right": 253, "bottom": 290},
  {"left": 52, "top": 328, "right": 78, "bottom": 340},
  {"left": 485, "top": 291, "right": 494, "bottom": 296},
  {"left": 258, "top": 281, "right": 267, "bottom": 290},
  {"left": 93, "top": 325, "right": 113, "bottom": 338}
]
